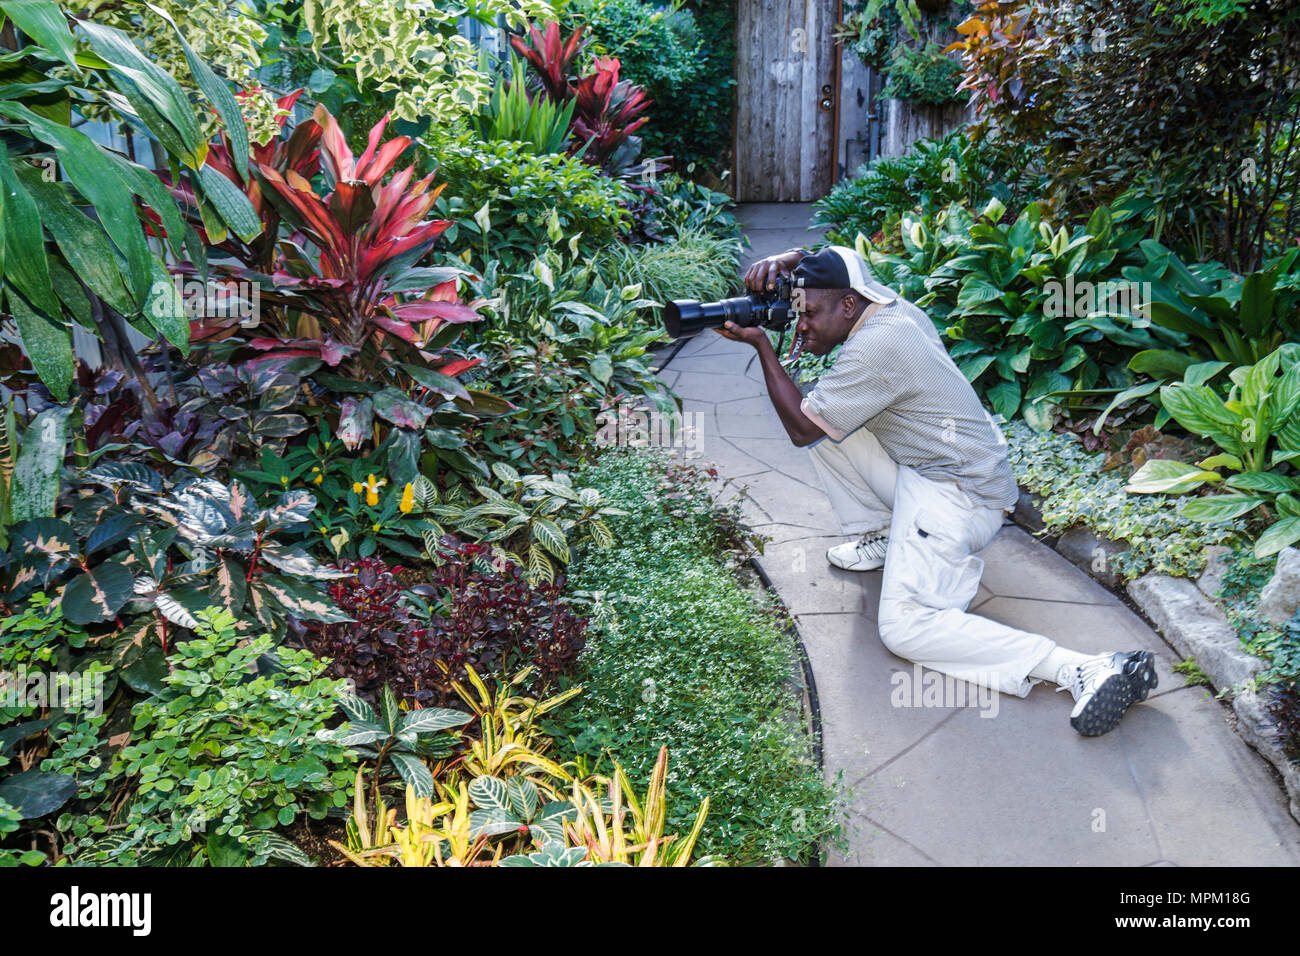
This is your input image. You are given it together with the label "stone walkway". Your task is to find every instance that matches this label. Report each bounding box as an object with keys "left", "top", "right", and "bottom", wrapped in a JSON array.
[{"left": 652, "top": 203, "right": 1300, "bottom": 866}]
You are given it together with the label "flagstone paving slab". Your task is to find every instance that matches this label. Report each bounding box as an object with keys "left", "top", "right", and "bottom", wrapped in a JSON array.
[{"left": 646, "top": 203, "right": 1300, "bottom": 866}]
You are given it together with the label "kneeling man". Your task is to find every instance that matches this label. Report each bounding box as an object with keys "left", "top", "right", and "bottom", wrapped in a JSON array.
[{"left": 719, "top": 245, "right": 1156, "bottom": 736}]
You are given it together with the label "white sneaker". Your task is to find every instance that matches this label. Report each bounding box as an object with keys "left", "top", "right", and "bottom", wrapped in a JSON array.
[
  {"left": 1056, "top": 650, "right": 1158, "bottom": 736},
  {"left": 826, "top": 529, "right": 890, "bottom": 571}
]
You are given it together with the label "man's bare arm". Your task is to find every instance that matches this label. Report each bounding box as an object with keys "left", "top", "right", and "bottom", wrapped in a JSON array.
[{"left": 746, "top": 328, "right": 826, "bottom": 447}]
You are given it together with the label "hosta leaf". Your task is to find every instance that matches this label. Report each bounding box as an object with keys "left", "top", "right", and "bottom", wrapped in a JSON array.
[
  {"left": 61, "top": 561, "right": 134, "bottom": 624},
  {"left": 1225, "top": 471, "right": 1299, "bottom": 495}
]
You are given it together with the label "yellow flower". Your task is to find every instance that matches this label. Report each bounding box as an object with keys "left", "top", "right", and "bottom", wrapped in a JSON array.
[
  {"left": 399, "top": 482, "right": 415, "bottom": 513},
  {"left": 357, "top": 473, "right": 386, "bottom": 507},
  {"left": 314, "top": 473, "right": 324, "bottom": 485}
]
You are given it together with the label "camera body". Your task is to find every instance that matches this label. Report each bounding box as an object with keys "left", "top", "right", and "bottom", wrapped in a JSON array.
[{"left": 662, "top": 275, "right": 798, "bottom": 339}]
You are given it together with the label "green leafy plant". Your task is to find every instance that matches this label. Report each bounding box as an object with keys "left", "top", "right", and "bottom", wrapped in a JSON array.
[
  {"left": 1124, "top": 345, "right": 1300, "bottom": 557},
  {"left": 471, "top": 51, "right": 579, "bottom": 155},
  {"left": 64, "top": 608, "right": 355, "bottom": 866},
  {"left": 319, "top": 685, "right": 469, "bottom": 799},
  {"left": 864, "top": 198, "right": 1168, "bottom": 427},
  {"left": 0, "top": 6, "right": 260, "bottom": 401},
  {"left": 881, "top": 41, "right": 968, "bottom": 106},
  {"left": 430, "top": 462, "right": 625, "bottom": 586}
]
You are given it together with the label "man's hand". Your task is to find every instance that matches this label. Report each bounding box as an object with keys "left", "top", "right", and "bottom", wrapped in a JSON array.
[
  {"left": 716, "top": 319, "right": 769, "bottom": 348},
  {"left": 744, "top": 249, "right": 805, "bottom": 293}
]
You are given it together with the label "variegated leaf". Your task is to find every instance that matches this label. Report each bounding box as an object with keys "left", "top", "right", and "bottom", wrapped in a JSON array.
[
  {"left": 256, "top": 489, "right": 316, "bottom": 531},
  {"left": 468, "top": 775, "right": 510, "bottom": 812}
]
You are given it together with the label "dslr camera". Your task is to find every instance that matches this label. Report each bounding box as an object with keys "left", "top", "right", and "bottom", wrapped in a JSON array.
[{"left": 662, "top": 274, "right": 800, "bottom": 339}]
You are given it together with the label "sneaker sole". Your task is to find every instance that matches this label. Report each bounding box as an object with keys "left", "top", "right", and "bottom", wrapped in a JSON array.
[
  {"left": 1070, "top": 651, "right": 1157, "bottom": 737},
  {"left": 825, "top": 553, "right": 885, "bottom": 572}
]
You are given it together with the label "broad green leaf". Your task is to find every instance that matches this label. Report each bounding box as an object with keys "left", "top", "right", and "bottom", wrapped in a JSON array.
[
  {"left": 1, "top": 0, "right": 76, "bottom": 69},
  {"left": 1181, "top": 494, "right": 1263, "bottom": 523},
  {"left": 12, "top": 404, "right": 69, "bottom": 518},
  {"left": 76, "top": 17, "right": 205, "bottom": 167},
  {"left": 5, "top": 286, "right": 74, "bottom": 401},
  {"left": 61, "top": 560, "right": 134, "bottom": 624},
  {"left": 198, "top": 165, "right": 261, "bottom": 242},
  {"left": 0, "top": 144, "right": 62, "bottom": 320},
  {"left": 468, "top": 775, "right": 510, "bottom": 812},
  {"left": 390, "top": 752, "right": 434, "bottom": 798},
  {"left": 531, "top": 517, "right": 569, "bottom": 562},
  {"left": 1255, "top": 516, "right": 1300, "bottom": 559},
  {"left": 2, "top": 103, "right": 154, "bottom": 303},
  {"left": 146, "top": 1, "right": 248, "bottom": 179},
  {"left": 1125, "top": 458, "right": 1219, "bottom": 494},
  {"left": 399, "top": 707, "right": 471, "bottom": 735},
  {"left": 11, "top": 167, "right": 135, "bottom": 315}
]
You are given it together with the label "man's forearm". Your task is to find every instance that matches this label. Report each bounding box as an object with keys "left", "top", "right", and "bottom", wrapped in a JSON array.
[{"left": 754, "top": 335, "right": 824, "bottom": 446}]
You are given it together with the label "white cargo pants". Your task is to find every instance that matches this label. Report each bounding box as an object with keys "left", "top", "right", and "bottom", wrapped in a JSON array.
[{"left": 808, "top": 426, "right": 1055, "bottom": 697}]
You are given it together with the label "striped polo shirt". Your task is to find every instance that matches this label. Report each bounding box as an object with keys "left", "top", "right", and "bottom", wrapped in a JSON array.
[{"left": 799, "top": 296, "right": 1019, "bottom": 512}]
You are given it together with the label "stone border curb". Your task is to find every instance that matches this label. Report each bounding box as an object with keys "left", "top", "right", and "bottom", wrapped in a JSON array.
[{"left": 1011, "top": 489, "right": 1300, "bottom": 823}]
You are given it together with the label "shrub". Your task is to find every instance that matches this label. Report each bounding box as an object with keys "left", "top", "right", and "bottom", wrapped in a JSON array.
[
  {"left": 1005, "top": 419, "right": 1245, "bottom": 580},
  {"left": 63, "top": 609, "right": 355, "bottom": 866},
  {"left": 948, "top": 0, "right": 1300, "bottom": 270},
  {"left": 595, "top": 224, "right": 741, "bottom": 308},
  {"left": 298, "top": 547, "right": 588, "bottom": 709},
  {"left": 559, "top": 0, "right": 712, "bottom": 167},
  {"left": 551, "top": 449, "right": 840, "bottom": 863},
  {"left": 813, "top": 129, "right": 1042, "bottom": 246},
  {"left": 880, "top": 41, "right": 967, "bottom": 106},
  {"left": 430, "top": 138, "right": 632, "bottom": 271}
]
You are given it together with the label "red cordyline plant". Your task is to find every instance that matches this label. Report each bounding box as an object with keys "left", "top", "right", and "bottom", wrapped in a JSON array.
[
  {"left": 510, "top": 22, "right": 653, "bottom": 173},
  {"left": 251, "top": 103, "right": 484, "bottom": 374}
]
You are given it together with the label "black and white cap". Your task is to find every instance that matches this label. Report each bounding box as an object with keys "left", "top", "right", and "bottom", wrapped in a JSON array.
[{"left": 792, "top": 245, "right": 897, "bottom": 305}]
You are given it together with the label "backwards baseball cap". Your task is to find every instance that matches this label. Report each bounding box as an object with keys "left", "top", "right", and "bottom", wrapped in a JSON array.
[{"left": 792, "top": 245, "right": 897, "bottom": 305}]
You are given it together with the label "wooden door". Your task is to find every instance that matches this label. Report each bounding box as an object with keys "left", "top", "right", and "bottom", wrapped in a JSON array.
[{"left": 732, "top": 0, "right": 839, "bottom": 201}]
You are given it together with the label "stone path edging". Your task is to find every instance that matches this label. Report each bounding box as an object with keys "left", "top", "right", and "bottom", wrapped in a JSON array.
[{"left": 1010, "top": 490, "right": 1300, "bottom": 823}]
